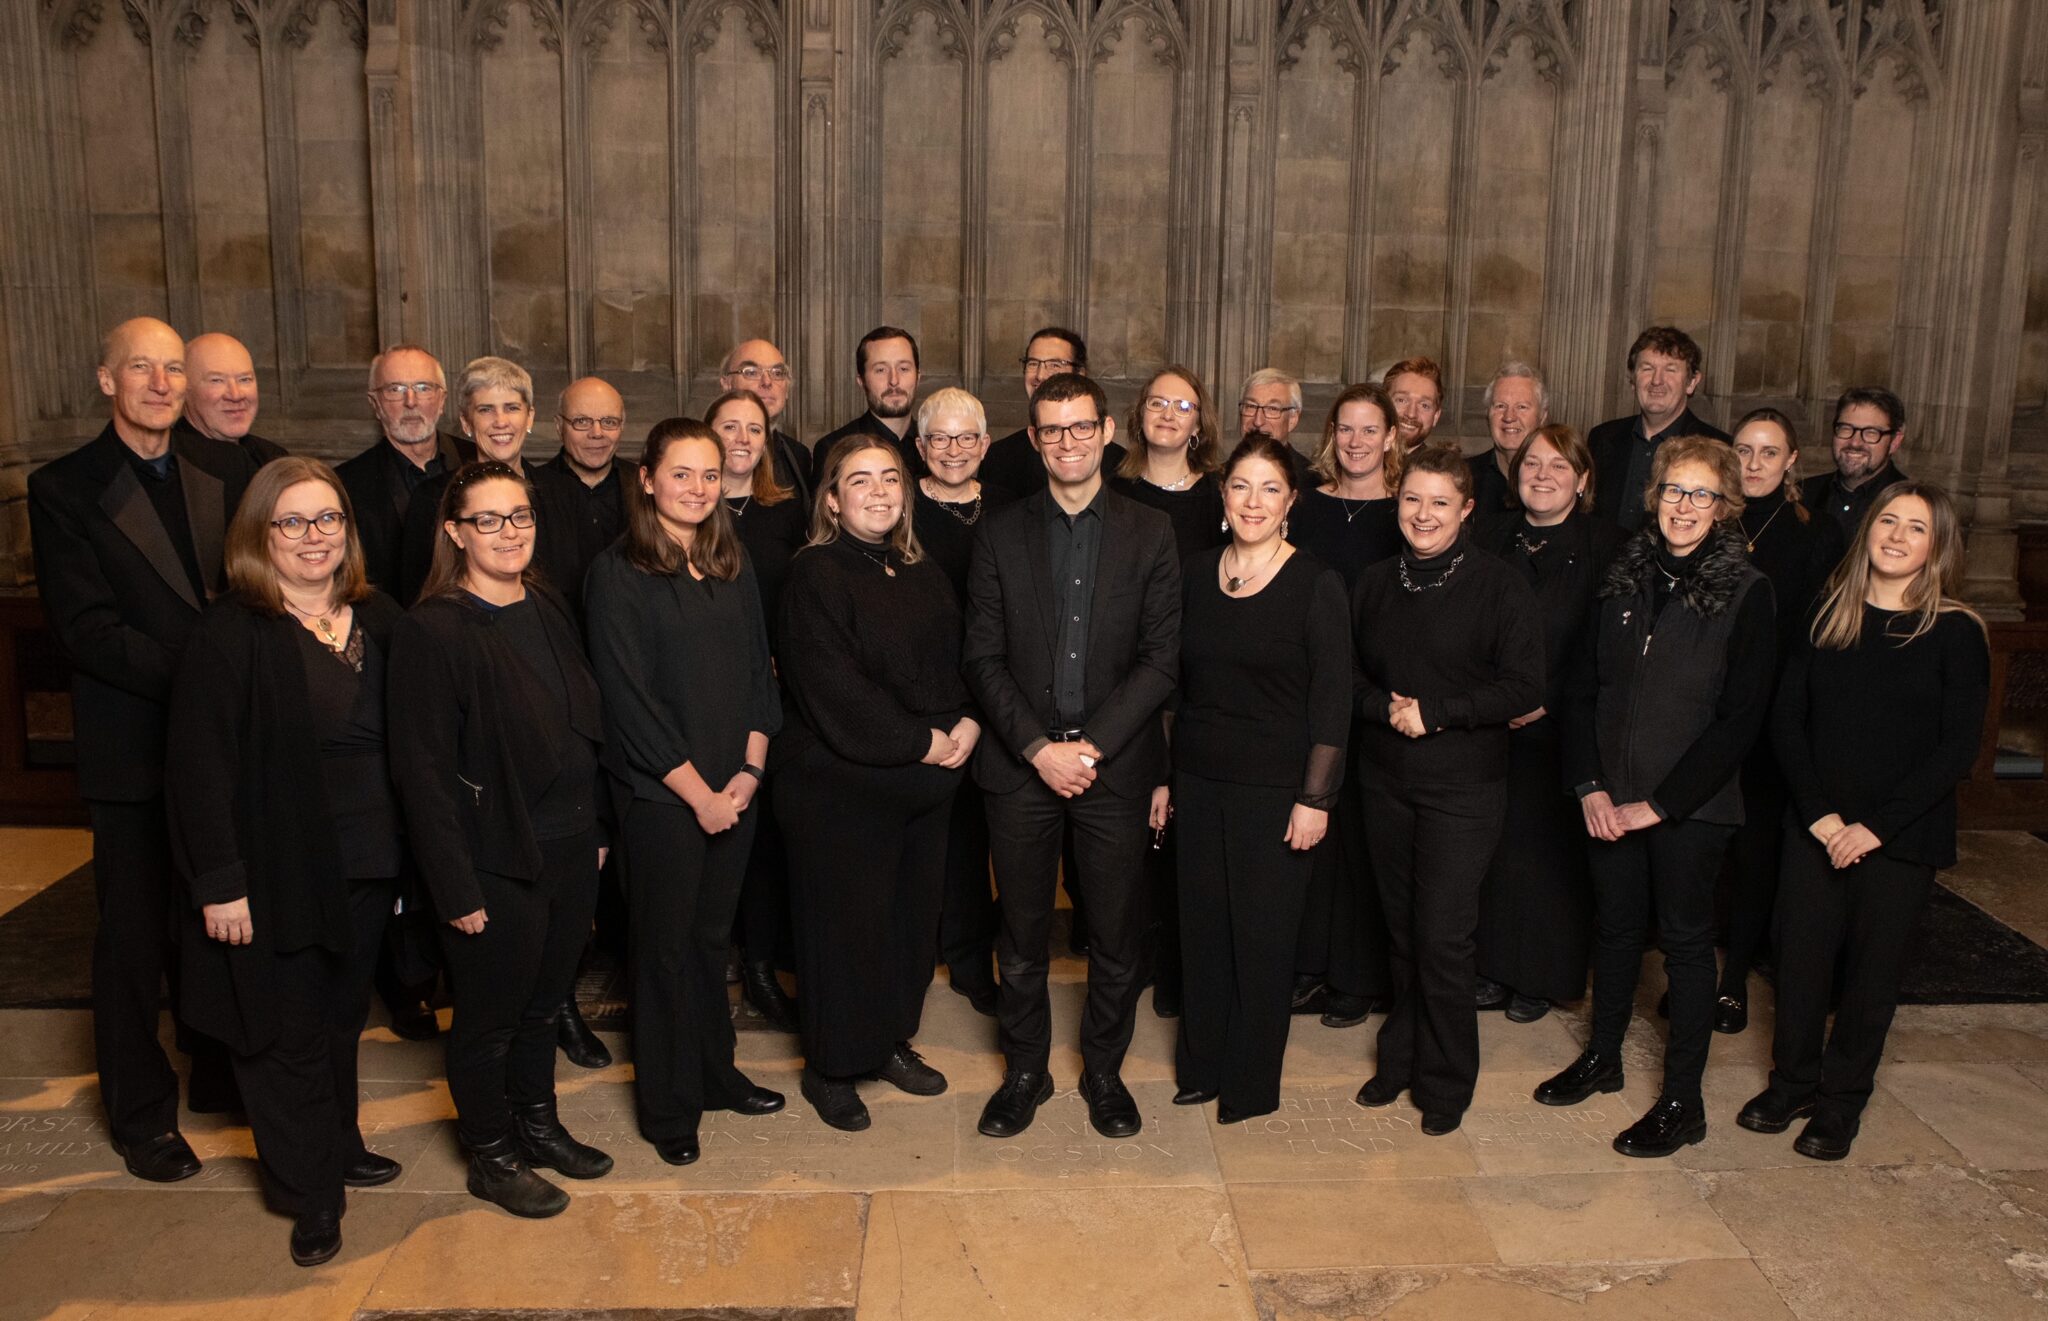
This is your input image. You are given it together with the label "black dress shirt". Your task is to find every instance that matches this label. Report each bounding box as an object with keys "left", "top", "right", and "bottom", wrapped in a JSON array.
[
  {"left": 1048, "top": 485, "right": 1108, "bottom": 728},
  {"left": 531, "top": 451, "right": 630, "bottom": 615},
  {"left": 811, "top": 410, "right": 923, "bottom": 485},
  {"left": 1805, "top": 462, "right": 1907, "bottom": 541}
]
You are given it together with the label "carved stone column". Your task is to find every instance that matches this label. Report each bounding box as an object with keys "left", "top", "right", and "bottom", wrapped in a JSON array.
[
  {"left": 145, "top": 7, "right": 203, "bottom": 335},
  {"left": 393, "top": 0, "right": 488, "bottom": 366},
  {"left": 1617, "top": 0, "right": 1668, "bottom": 424},
  {"left": 365, "top": 0, "right": 405, "bottom": 349},
  {"left": 1215, "top": 0, "right": 1275, "bottom": 404},
  {"left": 791, "top": 0, "right": 857, "bottom": 436}
]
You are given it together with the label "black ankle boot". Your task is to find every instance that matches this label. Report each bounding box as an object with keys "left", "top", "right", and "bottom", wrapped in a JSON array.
[
  {"left": 556, "top": 999, "right": 612, "bottom": 1069},
  {"left": 742, "top": 962, "right": 800, "bottom": 1032},
  {"left": 512, "top": 1099, "right": 614, "bottom": 1179},
  {"left": 466, "top": 1135, "right": 570, "bottom": 1218}
]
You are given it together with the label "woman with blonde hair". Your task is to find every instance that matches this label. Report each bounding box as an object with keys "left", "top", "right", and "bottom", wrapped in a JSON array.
[
  {"left": 1113, "top": 364, "right": 1229, "bottom": 563},
  {"left": 1740, "top": 482, "right": 1987, "bottom": 1160}
]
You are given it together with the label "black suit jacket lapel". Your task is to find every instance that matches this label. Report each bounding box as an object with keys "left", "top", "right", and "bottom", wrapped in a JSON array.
[
  {"left": 99, "top": 461, "right": 202, "bottom": 611},
  {"left": 1086, "top": 494, "right": 1127, "bottom": 655},
  {"left": 176, "top": 439, "right": 226, "bottom": 596}
]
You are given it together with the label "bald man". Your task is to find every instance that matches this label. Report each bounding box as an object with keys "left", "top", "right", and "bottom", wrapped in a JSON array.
[
  {"left": 719, "top": 338, "right": 812, "bottom": 507},
  {"left": 177, "top": 332, "right": 286, "bottom": 467},
  {"left": 28, "top": 317, "right": 259, "bottom": 1184},
  {"left": 530, "top": 375, "right": 632, "bottom": 621}
]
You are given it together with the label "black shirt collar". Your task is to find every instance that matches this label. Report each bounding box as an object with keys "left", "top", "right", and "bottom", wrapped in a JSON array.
[{"left": 1046, "top": 482, "right": 1109, "bottom": 525}]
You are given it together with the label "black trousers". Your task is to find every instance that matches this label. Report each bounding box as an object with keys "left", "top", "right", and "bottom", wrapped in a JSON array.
[
  {"left": 1362, "top": 766, "right": 1504, "bottom": 1115},
  {"left": 1587, "top": 817, "right": 1735, "bottom": 1105},
  {"left": 778, "top": 745, "right": 957, "bottom": 1077},
  {"left": 1174, "top": 773, "right": 1314, "bottom": 1117},
  {"left": 436, "top": 830, "right": 598, "bottom": 1149},
  {"left": 937, "top": 776, "right": 1000, "bottom": 993},
  {"left": 234, "top": 877, "right": 392, "bottom": 1216},
  {"left": 1297, "top": 761, "right": 1387, "bottom": 998},
  {"left": 1768, "top": 836, "right": 1933, "bottom": 1119},
  {"left": 375, "top": 859, "right": 444, "bottom": 1013},
  {"left": 733, "top": 777, "right": 792, "bottom": 968},
  {"left": 623, "top": 797, "right": 756, "bottom": 1142},
  {"left": 1719, "top": 765, "right": 1786, "bottom": 1000},
  {"left": 985, "top": 776, "right": 1150, "bottom": 1076}
]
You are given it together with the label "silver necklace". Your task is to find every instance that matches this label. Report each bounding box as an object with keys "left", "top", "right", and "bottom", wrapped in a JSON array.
[
  {"left": 923, "top": 480, "right": 983, "bottom": 526},
  {"left": 1224, "top": 542, "right": 1285, "bottom": 593},
  {"left": 1398, "top": 551, "right": 1464, "bottom": 593},
  {"left": 1150, "top": 470, "right": 1197, "bottom": 492},
  {"left": 726, "top": 494, "right": 752, "bottom": 517}
]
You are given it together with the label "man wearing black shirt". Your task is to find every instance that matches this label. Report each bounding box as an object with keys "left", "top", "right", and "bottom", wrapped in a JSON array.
[
  {"left": 179, "top": 332, "right": 286, "bottom": 466},
  {"left": 983, "top": 327, "right": 1129, "bottom": 492},
  {"left": 1806, "top": 386, "right": 1909, "bottom": 538},
  {"left": 963, "top": 373, "right": 1181, "bottom": 1142},
  {"left": 810, "top": 325, "right": 922, "bottom": 484},
  {"left": 719, "top": 337, "right": 812, "bottom": 509},
  {"left": 1469, "top": 361, "right": 1547, "bottom": 539},
  {"left": 1587, "top": 326, "right": 1729, "bottom": 531},
  {"left": 335, "top": 344, "right": 476, "bottom": 592},
  {"left": 28, "top": 317, "right": 258, "bottom": 1184},
  {"left": 531, "top": 375, "right": 632, "bottom": 619}
]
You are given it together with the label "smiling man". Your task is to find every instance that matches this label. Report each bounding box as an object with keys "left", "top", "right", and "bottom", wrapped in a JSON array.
[
  {"left": 1468, "top": 362, "right": 1549, "bottom": 539},
  {"left": 178, "top": 332, "right": 286, "bottom": 466},
  {"left": 1805, "top": 386, "right": 1910, "bottom": 538},
  {"left": 811, "top": 326, "right": 922, "bottom": 484},
  {"left": 1587, "top": 327, "right": 1729, "bottom": 532},
  {"left": 335, "top": 344, "right": 476, "bottom": 592}
]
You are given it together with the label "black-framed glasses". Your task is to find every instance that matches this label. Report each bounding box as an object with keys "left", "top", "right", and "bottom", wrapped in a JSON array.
[
  {"left": 1832, "top": 422, "right": 1897, "bottom": 445},
  {"left": 1143, "top": 396, "right": 1197, "bottom": 416},
  {"left": 923, "top": 431, "right": 985, "bottom": 451},
  {"left": 561, "top": 414, "right": 623, "bottom": 433},
  {"left": 1033, "top": 419, "right": 1101, "bottom": 443},
  {"left": 1656, "top": 483, "right": 1725, "bottom": 510},
  {"left": 1020, "top": 356, "right": 1076, "bottom": 373},
  {"left": 453, "top": 507, "right": 537, "bottom": 533},
  {"left": 1239, "top": 401, "right": 1299, "bottom": 419},
  {"left": 375, "top": 381, "right": 444, "bottom": 401},
  {"left": 271, "top": 511, "right": 348, "bottom": 540},
  {"left": 729, "top": 363, "right": 790, "bottom": 385}
]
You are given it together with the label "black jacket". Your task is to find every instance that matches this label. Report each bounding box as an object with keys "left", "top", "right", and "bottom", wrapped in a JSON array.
[
  {"left": 1587, "top": 405, "right": 1730, "bottom": 528},
  {"left": 529, "top": 452, "right": 634, "bottom": 619},
  {"left": 962, "top": 486, "right": 1181, "bottom": 797},
  {"left": 165, "top": 592, "right": 403, "bottom": 1052},
  {"left": 335, "top": 431, "right": 476, "bottom": 592},
  {"left": 27, "top": 423, "right": 256, "bottom": 800},
  {"left": 386, "top": 587, "right": 605, "bottom": 919},
  {"left": 174, "top": 417, "right": 286, "bottom": 468},
  {"left": 1478, "top": 510, "right": 1626, "bottom": 718}
]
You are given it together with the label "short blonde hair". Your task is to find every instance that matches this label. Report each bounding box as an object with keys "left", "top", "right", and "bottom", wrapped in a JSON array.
[
  {"left": 917, "top": 387, "right": 987, "bottom": 436},
  {"left": 456, "top": 355, "right": 533, "bottom": 412}
]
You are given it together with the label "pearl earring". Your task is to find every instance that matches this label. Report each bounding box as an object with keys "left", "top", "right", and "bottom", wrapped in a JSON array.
[{"left": 1220, "top": 516, "right": 1230, "bottom": 533}]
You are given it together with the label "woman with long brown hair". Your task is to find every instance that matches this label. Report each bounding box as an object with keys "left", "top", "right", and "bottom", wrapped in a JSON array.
[
  {"left": 388, "top": 460, "right": 614, "bottom": 1218},
  {"left": 167, "top": 457, "right": 403, "bottom": 1265},
  {"left": 1741, "top": 482, "right": 1987, "bottom": 1160},
  {"left": 584, "top": 419, "right": 786, "bottom": 1168}
]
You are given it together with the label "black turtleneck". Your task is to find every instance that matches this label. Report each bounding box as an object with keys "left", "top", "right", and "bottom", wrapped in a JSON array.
[{"left": 1738, "top": 483, "right": 1846, "bottom": 655}]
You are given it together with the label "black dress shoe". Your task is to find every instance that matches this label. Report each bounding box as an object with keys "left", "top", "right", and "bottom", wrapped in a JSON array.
[
  {"left": 513, "top": 1099, "right": 613, "bottom": 1179},
  {"left": 112, "top": 1132, "right": 202, "bottom": 1183},
  {"left": 950, "top": 974, "right": 1000, "bottom": 1017},
  {"left": 654, "top": 1133, "right": 700, "bottom": 1166},
  {"left": 1505, "top": 993, "right": 1552, "bottom": 1024},
  {"left": 289, "top": 1210, "right": 342, "bottom": 1267},
  {"left": 741, "top": 962, "right": 800, "bottom": 1033},
  {"left": 1793, "top": 1108, "right": 1858, "bottom": 1161},
  {"left": 977, "top": 1070, "right": 1054, "bottom": 1138},
  {"left": 465, "top": 1136, "right": 569, "bottom": 1217},
  {"left": 1079, "top": 1071, "right": 1142, "bottom": 1138},
  {"left": 870, "top": 1043, "right": 947, "bottom": 1096},
  {"left": 388, "top": 999, "right": 440, "bottom": 1042},
  {"left": 1475, "top": 977, "right": 1510, "bottom": 1010},
  {"left": 1153, "top": 983, "right": 1182, "bottom": 1019},
  {"left": 1173, "top": 1085, "right": 1218, "bottom": 1106},
  {"left": 557, "top": 999, "right": 612, "bottom": 1069},
  {"left": 1290, "top": 974, "right": 1329, "bottom": 1014},
  {"left": 1420, "top": 1110, "right": 1463, "bottom": 1136},
  {"left": 1736, "top": 1088, "right": 1816, "bottom": 1135},
  {"left": 343, "top": 1151, "right": 402, "bottom": 1188},
  {"left": 1535, "top": 1051, "right": 1624, "bottom": 1107},
  {"left": 1354, "top": 1075, "right": 1405, "bottom": 1108},
  {"left": 1655, "top": 990, "right": 1670, "bottom": 1020},
  {"left": 1713, "top": 995, "right": 1748, "bottom": 1034},
  {"left": 801, "top": 1067, "right": 871, "bottom": 1132},
  {"left": 1320, "top": 992, "right": 1371, "bottom": 1028},
  {"left": 724, "top": 1084, "right": 787, "bottom": 1116},
  {"left": 1613, "top": 1097, "right": 1707, "bottom": 1158},
  {"left": 1217, "top": 1100, "right": 1273, "bottom": 1125}
]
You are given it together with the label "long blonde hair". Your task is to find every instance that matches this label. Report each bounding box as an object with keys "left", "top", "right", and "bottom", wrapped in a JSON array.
[{"left": 1810, "top": 481, "right": 1985, "bottom": 650}]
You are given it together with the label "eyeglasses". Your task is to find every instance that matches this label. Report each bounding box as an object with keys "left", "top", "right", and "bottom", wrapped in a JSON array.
[
  {"left": 561, "top": 414, "right": 623, "bottom": 433},
  {"left": 1143, "top": 396, "right": 1197, "bottom": 416},
  {"left": 728, "top": 364, "right": 790, "bottom": 386},
  {"left": 1033, "top": 419, "right": 1101, "bottom": 443},
  {"left": 271, "top": 512, "right": 348, "bottom": 540},
  {"left": 1239, "top": 401, "right": 1299, "bottom": 419},
  {"left": 375, "top": 381, "right": 444, "bottom": 401},
  {"left": 1656, "top": 483, "right": 1725, "bottom": 510},
  {"left": 923, "top": 431, "right": 985, "bottom": 451},
  {"left": 1020, "top": 357, "right": 1076, "bottom": 373},
  {"left": 453, "top": 507, "right": 537, "bottom": 533},
  {"left": 1832, "top": 422, "right": 1897, "bottom": 445}
]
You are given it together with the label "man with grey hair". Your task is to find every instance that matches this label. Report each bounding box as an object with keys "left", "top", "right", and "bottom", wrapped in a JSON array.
[
  {"left": 719, "top": 338, "right": 811, "bottom": 508},
  {"left": 335, "top": 344, "right": 475, "bottom": 593},
  {"left": 177, "top": 332, "right": 286, "bottom": 467},
  {"left": 1237, "top": 367, "right": 1304, "bottom": 445},
  {"left": 1470, "top": 361, "right": 1550, "bottom": 539}
]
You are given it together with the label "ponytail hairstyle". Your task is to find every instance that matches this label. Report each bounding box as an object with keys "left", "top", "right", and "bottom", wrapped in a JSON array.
[
  {"left": 624, "top": 418, "right": 745, "bottom": 581},
  {"left": 1398, "top": 440, "right": 1476, "bottom": 503},
  {"left": 1310, "top": 382, "right": 1400, "bottom": 492},
  {"left": 416, "top": 460, "right": 541, "bottom": 603},
  {"left": 703, "top": 388, "right": 792, "bottom": 506},
  {"left": 1733, "top": 406, "right": 1809, "bottom": 525},
  {"left": 806, "top": 438, "right": 926, "bottom": 564},
  {"left": 1810, "top": 481, "right": 1985, "bottom": 650}
]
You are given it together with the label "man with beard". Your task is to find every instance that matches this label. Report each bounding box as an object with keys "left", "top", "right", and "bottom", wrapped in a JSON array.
[
  {"left": 1469, "top": 362, "right": 1548, "bottom": 539},
  {"left": 1587, "top": 326, "right": 1728, "bottom": 532},
  {"left": 335, "top": 344, "right": 475, "bottom": 593},
  {"left": 1384, "top": 357, "right": 1444, "bottom": 451},
  {"left": 177, "top": 332, "right": 286, "bottom": 467},
  {"left": 1806, "top": 387, "right": 1909, "bottom": 537},
  {"left": 810, "top": 326, "right": 921, "bottom": 483},
  {"left": 718, "top": 338, "right": 811, "bottom": 509}
]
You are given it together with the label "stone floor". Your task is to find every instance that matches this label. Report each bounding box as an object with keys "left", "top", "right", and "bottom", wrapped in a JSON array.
[{"left": 2, "top": 827, "right": 2046, "bottom": 1320}]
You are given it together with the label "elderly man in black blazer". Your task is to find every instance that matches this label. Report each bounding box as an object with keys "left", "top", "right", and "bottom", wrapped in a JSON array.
[
  {"left": 335, "top": 344, "right": 475, "bottom": 593},
  {"left": 28, "top": 316, "right": 257, "bottom": 1183},
  {"left": 963, "top": 372, "right": 1181, "bottom": 1142}
]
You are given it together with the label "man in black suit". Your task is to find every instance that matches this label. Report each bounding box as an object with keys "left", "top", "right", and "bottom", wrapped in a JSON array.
[
  {"left": 1587, "top": 326, "right": 1729, "bottom": 531},
  {"left": 718, "top": 338, "right": 812, "bottom": 509},
  {"left": 1806, "top": 386, "right": 1910, "bottom": 537},
  {"left": 335, "top": 344, "right": 474, "bottom": 593},
  {"left": 178, "top": 332, "right": 286, "bottom": 467},
  {"left": 963, "top": 372, "right": 1181, "bottom": 1141},
  {"left": 28, "top": 317, "right": 258, "bottom": 1183},
  {"left": 811, "top": 326, "right": 922, "bottom": 484},
  {"left": 1469, "top": 361, "right": 1549, "bottom": 539}
]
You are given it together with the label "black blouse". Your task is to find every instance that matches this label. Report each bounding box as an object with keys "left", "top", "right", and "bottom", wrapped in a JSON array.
[
  {"left": 727, "top": 492, "right": 808, "bottom": 657},
  {"left": 1288, "top": 487, "right": 1402, "bottom": 588},
  {"left": 470, "top": 594, "right": 599, "bottom": 841},
  {"left": 912, "top": 481, "right": 1017, "bottom": 602},
  {"left": 1738, "top": 484, "right": 1846, "bottom": 656},
  {"left": 1111, "top": 472, "right": 1229, "bottom": 563},
  {"left": 295, "top": 624, "right": 402, "bottom": 879}
]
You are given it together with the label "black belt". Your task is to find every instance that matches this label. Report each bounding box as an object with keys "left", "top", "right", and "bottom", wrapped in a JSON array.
[{"left": 1045, "top": 727, "right": 1087, "bottom": 743}]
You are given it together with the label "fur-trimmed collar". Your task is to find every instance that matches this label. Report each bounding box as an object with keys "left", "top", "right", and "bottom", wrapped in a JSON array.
[{"left": 1599, "top": 523, "right": 1752, "bottom": 618}]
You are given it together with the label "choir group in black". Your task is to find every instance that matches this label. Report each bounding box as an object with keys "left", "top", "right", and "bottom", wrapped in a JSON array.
[{"left": 29, "top": 316, "right": 1989, "bottom": 1268}]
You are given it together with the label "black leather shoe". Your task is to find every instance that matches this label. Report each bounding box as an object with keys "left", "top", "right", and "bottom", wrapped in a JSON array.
[
  {"left": 342, "top": 1151, "right": 402, "bottom": 1188},
  {"left": 1217, "top": 1100, "right": 1272, "bottom": 1125},
  {"left": 1793, "top": 1109, "right": 1858, "bottom": 1161},
  {"left": 1354, "top": 1075, "right": 1405, "bottom": 1108},
  {"left": 1713, "top": 995, "right": 1748, "bottom": 1034},
  {"left": 1613, "top": 1097, "right": 1707, "bottom": 1158},
  {"left": 1475, "top": 977, "right": 1509, "bottom": 1010},
  {"left": 465, "top": 1136, "right": 569, "bottom": 1217},
  {"left": 802, "top": 1067, "right": 871, "bottom": 1132},
  {"left": 513, "top": 1099, "right": 613, "bottom": 1179},
  {"left": 1655, "top": 990, "right": 1670, "bottom": 1020},
  {"left": 289, "top": 1210, "right": 342, "bottom": 1267},
  {"left": 654, "top": 1133, "right": 700, "bottom": 1166},
  {"left": 1320, "top": 992, "right": 1371, "bottom": 1028},
  {"left": 557, "top": 999, "right": 612, "bottom": 1069},
  {"left": 1505, "top": 993, "right": 1552, "bottom": 1024},
  {"left": 950, "top": 971, "right": 1000, "bottom": 1017},
  {"left": 1736, "top": 1088, "right": 1816, "bottom": 1135},
  {"left": 870, "top": 1043, "right": 947, "bottom": 1096},
  {"left": 1173, "top": 1084, "right": 1218, "bottom": 1106},
  {"left": 1153, "top": 983, "right": 1182, "bottom": 1019},
  {"left": 1535, "top": 1051, "right": 1624, "bottom": 1107},
  {"left": 1290, "top": 974, "right": 1328, "bottom": 1014},
  {"left": 1420, "top": 1110, "right": 1463, "bottom": 1136},
  {"left": 388, "top": 999, "right": 440, "bottom": 1042},
  {"left": 1079, "top": 1071, "right": 1142, "bottom": 1138},
  {"left": 112, "top": 1132, "right": 201, "bottom": 1183},
  {"left": 741, "top": 962, "right": 800, "bottom": 1033},
  {"left": 977, "top": 1070, "right": 1054, "bottom": 1138},
  {"left": 724, "top": 1084, "right": 786, "bottom": 1116}
]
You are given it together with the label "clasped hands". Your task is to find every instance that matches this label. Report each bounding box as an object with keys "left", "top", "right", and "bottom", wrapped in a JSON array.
[
  {"left": 1579, "top": 790, "right": 1661, "bottom": 842},
  {"left": 1033, "top": 738, "right": 1101, "bottom": 797},
  {"left": 1808, "top": 813, "right": 1880, "bottom": 869},
  {"left": 923, "top": 717, "right": 983, "bottom": 770}
]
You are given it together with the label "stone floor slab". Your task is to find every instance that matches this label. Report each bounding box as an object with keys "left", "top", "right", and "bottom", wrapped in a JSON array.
[
  {"left": 1250, "top": 1258, "right": 1797, "bottom": 1320},
  {"left": 1229, "top": 1178, "right": 1496, "bottom": 1270},
  {"left": 1876, "top": 1061, "right": 2048, "bottom": 1170},
  {"left": 1207, "top": 1081, "right": 1480, "bottom": 1182},
  {"left": 1463, "top": 1170, "right": 1748, "bottom": 1265},
  {"left": 1461, "top": 1069, "right": 1663, "bottom": 1177},
  {"left": 951, "top": 1078, "right": 1221, "bottom": 1190},
  {"left": 1676, "top": 1061, "right": 1964, "bottom": 1173},
  {"left": 1884, "top": 1003, "right": 2048, "bottom": 1064},
  {"left": 1947, "top": 832, "right": 2048, "bottom": 947}
]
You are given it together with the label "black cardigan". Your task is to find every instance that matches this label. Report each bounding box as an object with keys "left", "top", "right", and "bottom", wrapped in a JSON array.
[
  {"left": 386, "top": 586, "right": 605, "bottom": 919},
  {"left": 164, "top": 591, "right": 403, "bottom": 1053}
]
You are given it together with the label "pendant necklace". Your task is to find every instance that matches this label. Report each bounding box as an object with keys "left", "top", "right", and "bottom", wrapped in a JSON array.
[
  {"left": 286, "top": 599, "right": 342, "bottom": 649},
  {"left": 850, "top": 539, "right": 897, "bottom": 577},
  {"left": 1224, "top": 542, "right": 1284, "bottom": 593},
  {"left": 726, "top": 494, "right": 752, "bottom": 518},
  {"left": 1740, "top": 501, "right": 1786, "bottom": 554}
]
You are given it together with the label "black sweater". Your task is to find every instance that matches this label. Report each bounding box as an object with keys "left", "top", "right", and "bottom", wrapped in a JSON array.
[
  {"left": 1351, "top": 538, "right": 1545, "bottom": 783},
  {"left": 779, "top": 535, "right": 972, "bottom": 767},
  {"left": 1737, "top": 484, "right": 1846, "bottom": 657},
  {"left": 1112, "top": 473, "right": 1229, "bottom": 563},
  {"left": 1479, "top": 511, "right": 1625, "bottom": 718},
  {"left": 1772, "top": 606, "right": 1989, "bottom": 867},
  {"left": 1176, "top": 548, "right": 1351, "bottom": 804},
  {"left": 912, "top": 481, "right": 1018, "bottom": 602},
  {"left": 1287, "top": 488, "right": 1401, "bottom": 588}
]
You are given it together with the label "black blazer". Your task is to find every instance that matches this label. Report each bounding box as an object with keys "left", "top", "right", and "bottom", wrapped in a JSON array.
[
  {"left": 386, "top": 587, "right": 605, "bottom": 919},
  {"left": 530, "top": 452, "right": 633, "bottom": 618},
  {"left": 962, "top": 486, "right": 1181, "bottom": 797},
  {"left": 173, "top": 417, "right": 286, "bottom": 468},
  {"left": 27, "top": 423, "right": 256, "bottom": 800},
  {"left": 335, "top": 431, "right": 476, "bottom": 592},
  {"left": 1587, "top": 405, "right": 1729, "bottom": 525},
  {"left": 165, "top": 592, "right": 403, "bottom": 1053}
]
